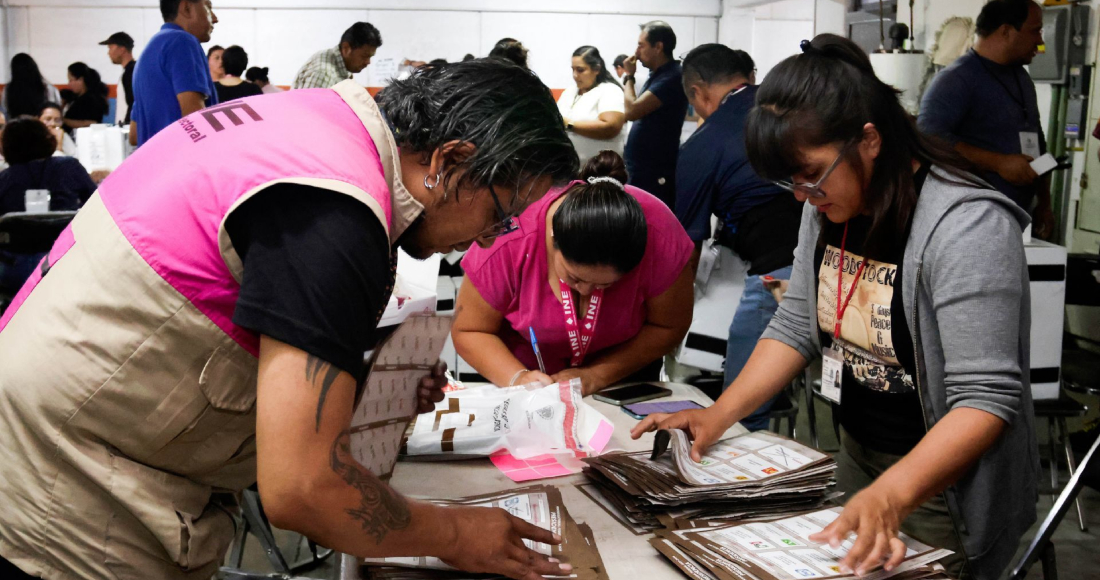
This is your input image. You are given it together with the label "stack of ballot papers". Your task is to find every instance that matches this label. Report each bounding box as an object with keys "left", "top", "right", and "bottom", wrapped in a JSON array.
[
  {"left": 579, "top": 430, "right": 837, "bottom": 534},
  {"left": 363, "top": 485, "right": 609, "bottom": 580},
  {"left": 650, "top": 507, "right": 953, "bottom": 580}
]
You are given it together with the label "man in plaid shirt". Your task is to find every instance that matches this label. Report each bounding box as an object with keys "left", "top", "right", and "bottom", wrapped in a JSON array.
[{"left": 293, "top": 22, "right": 382, "bottom": 89}]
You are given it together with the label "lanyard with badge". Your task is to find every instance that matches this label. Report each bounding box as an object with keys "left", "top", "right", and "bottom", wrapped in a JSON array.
[
  {"left": 820, "top": 221, "right": 866, "bottom": 405},
  {"left": 976, "top": 53, "right": 1041, "bottom": 159},
  {"left": 559, "top": 279, "right": 604, "bottom": 367},
  {"left": 695, "top": 84, "right": 752, "bottom": 294}
]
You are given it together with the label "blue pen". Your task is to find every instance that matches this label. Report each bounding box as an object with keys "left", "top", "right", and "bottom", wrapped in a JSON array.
[{"left": 528, "top": 326, "right": 547, "bottom": 374}]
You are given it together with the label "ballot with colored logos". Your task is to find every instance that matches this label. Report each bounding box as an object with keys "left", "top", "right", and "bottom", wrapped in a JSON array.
[
  {"left": 653, "top": 507, "right": 953, "bottom": 580},
  {"left": 579, "top": 430, "right": 837, "bottom": 534}
]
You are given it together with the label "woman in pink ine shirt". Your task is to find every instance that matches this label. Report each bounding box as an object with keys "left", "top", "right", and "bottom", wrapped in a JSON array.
[{"left": 453, "top": 150, "right": 694, "bottom": 396}]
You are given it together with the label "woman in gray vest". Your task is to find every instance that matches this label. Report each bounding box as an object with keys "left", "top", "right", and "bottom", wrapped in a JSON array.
[{"left": 633, "top": 34, "right": 1037, "bottom": 580}]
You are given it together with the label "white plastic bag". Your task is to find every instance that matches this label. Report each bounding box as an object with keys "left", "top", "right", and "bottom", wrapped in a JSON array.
[{"left": 404, "top": 378, "right": 614, "bottom": 460}]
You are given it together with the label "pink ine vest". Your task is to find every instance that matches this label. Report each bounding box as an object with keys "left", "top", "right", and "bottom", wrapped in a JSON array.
[
  {"left": 2, "top": 88, "right": 394, "bottom": 350},
  {"left": 0, "top": 83, "right": 402, "bottom": 580}
]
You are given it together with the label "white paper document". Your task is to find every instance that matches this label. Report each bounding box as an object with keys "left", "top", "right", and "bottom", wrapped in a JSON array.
[{"left": 1029, "top": 153, "right": 1057, "bottom": 176}]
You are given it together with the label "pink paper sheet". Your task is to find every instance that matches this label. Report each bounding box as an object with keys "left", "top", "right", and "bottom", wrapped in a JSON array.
[
  {"left": 491, "top": 453, "right": 586, "bottom": 482},
  {"left": 490, "top": 418, "right": 615, "bottom": 482}
]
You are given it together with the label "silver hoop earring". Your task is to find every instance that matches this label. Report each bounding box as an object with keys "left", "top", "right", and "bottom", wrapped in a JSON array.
[{"left": 424, "top": 172, "right": 441, "bottom": 191}]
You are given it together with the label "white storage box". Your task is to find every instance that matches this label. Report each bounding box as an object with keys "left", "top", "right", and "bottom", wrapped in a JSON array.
[
  {"left": 75, "top": 124, "right": 130, "bottom": 172},
  {"left": 1025, "top": 239, "right": 1067, "bottom": 400},
  {"left": 675, "top": 245, "right": 748, "bottom": 373}
]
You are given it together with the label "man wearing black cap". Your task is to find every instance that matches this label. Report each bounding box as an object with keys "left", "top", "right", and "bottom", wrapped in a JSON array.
[{"left": 100, "top": 32, "right": 136, "bottom": 125}]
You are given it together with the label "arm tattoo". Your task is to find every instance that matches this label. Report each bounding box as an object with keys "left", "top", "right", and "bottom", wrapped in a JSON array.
[
  {"left": 330, "top": 430, "right": 412, "bottom": 543},
  {"left": 306, "top": 355, "right": 342, "bottom": 432}
]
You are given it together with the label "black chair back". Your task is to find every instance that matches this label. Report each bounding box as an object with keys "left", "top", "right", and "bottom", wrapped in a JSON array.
[{"left": 0, "top": 211, "right": 78, "bottom": 255}]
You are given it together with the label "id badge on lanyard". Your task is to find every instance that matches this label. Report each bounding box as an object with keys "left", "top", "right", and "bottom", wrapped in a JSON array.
[
  {"left": 695, "top": 238, "right": 721, "bottom": 291},
  {"left": 560, "top": 279, "right": 604, "bottom": 367},
  {"left": 1020, "top": 132, "right": 1041, "bottom": 159},
  {"left": 821, "top": 221, "right": 866, "bottom": 405},
  {"left": 821, "top": 347, "right": 843, "bottom": 404}
]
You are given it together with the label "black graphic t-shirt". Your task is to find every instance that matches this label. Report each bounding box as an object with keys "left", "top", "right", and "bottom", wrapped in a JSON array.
[{"left": 814, "top": 167, "right": 930, "bottom": 455}]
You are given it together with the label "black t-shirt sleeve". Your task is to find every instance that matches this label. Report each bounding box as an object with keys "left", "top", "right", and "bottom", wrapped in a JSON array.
[{"left": 225, "top": 184, "right": 394, "bottom": 379}]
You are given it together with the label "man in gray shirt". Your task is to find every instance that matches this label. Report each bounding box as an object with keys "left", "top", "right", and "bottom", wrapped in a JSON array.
[{"left": 919, "top": 0, "right": 1053, "bottom": 239}]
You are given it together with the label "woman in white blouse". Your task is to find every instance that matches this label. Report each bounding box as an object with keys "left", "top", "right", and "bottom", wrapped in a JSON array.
[{"left": 557, "top": 46, "right": 626, "bottom": 163}]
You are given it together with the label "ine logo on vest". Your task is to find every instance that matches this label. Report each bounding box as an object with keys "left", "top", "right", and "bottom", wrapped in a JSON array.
[{"left": 179, "top": 102, "right": 265, "bottom": 144}]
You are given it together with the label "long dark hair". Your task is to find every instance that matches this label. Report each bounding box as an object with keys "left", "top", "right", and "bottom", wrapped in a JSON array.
[
  {"left": 67, "top": 62, "right": 108, "bottom": 102},
  {"left": 6, "top": 53, "right": 51, "bottom": 118},
  {"left": 745, "top": 34, "right": 979, "bottom": 251},
  {"left": 377, "top": 58, "right": 578, "bottom": 208},
  {"left": 572, "top": 46, "right": 620, "bottom": 88},
  {"left": 553, "top": 151, "right": 646, "bottom": 274}
]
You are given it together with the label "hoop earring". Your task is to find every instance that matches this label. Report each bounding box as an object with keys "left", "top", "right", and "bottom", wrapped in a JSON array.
[{"left": 423, "top": 172, "right": 441, "bottom": 190}]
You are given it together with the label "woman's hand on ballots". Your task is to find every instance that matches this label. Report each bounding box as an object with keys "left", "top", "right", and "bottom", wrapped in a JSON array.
[{"left": 629, "top": 406, "right": 735, "bottom": 462}]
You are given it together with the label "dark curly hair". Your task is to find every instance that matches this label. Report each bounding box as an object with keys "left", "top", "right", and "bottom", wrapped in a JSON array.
[
  {"left": 1, "top": 117, "right": 56, "bottom": 164},
  {"left": 376, "top": 58, "right": 578, "bottom": 209}
]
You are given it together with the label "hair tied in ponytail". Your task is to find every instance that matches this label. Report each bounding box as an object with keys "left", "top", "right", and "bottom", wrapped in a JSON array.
[{"left": 586, "top": 176, "right": 624, "bottom": 189}]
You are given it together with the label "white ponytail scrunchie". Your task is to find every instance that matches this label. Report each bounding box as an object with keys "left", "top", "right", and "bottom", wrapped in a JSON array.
[{"left": 586, "top": 176, "right": 625, "bottom": 189}]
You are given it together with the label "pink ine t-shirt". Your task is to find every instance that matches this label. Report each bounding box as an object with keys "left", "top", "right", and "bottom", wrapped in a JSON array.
[{"left": 462, "top": 180, "right": 693, "bottom": 376}]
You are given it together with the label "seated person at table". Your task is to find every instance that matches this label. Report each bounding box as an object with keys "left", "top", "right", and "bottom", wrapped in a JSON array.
[
  {"left": 38, "top": 102, "right": 78, "bottom": 157},
  {"left": 453, "top": 151, "right": 694, "bottom": 395},
  {"left": 0, "top": 117, "right": 95, "bottom": 290}
]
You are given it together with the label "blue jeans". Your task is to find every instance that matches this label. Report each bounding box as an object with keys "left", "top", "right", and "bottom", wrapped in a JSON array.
[{"left": 723, "top": 265, "right": 792, "bottom": 431}]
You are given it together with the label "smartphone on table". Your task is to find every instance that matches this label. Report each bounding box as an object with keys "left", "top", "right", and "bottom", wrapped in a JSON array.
[
  {"left": 592, "top": 383, "right": 672, "bottom": 406},
  {"left": 621, "top": 399, "right": 705, "bottom": 420}
]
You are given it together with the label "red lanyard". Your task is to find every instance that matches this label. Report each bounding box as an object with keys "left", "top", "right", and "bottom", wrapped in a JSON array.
[
  {"left": 559, "top": 279, "right": 604, "bottom": 367},
  {"left": 834, "top": 221, "right": 866, "bottom": 340}
]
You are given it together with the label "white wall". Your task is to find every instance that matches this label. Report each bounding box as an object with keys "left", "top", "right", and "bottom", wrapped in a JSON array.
[
  {"left": 718, "top": 0, "right": 815, "bottom": 82},
  {"left": 0, "top": 0, "right": 724, "bottom": 90},
  {"left": 749, "top": 0, "right": 814, "bottom": 81},
  {"left": 813, "top": 0, "right": 846, "bottom": 37}
]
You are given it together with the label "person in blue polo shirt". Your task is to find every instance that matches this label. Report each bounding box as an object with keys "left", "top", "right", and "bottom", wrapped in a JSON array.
[
  {"left": 131, "top": 0, "right": 219, "bottom": 146},
  {"left": 621, "top": 21, "right": 689, "bottom": 209},
  {"left": 919, "top": 0, "right": 1052, "bottom": 239},
  {"left": 675, "top": 44, "right": 803, "bottom": 430}
]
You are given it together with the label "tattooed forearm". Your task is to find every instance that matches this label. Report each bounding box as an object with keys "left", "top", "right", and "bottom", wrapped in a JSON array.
[
  {"left": 306, "top": 355, "right": 342, "bottom": 432},
  {"left": 330, "top": 430, "right": 412, "bottom": 543}
]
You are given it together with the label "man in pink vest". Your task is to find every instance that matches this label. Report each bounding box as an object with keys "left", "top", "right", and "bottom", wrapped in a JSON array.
[{"left": 0, "top": 60, "right": 578, "bottom": 580}]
